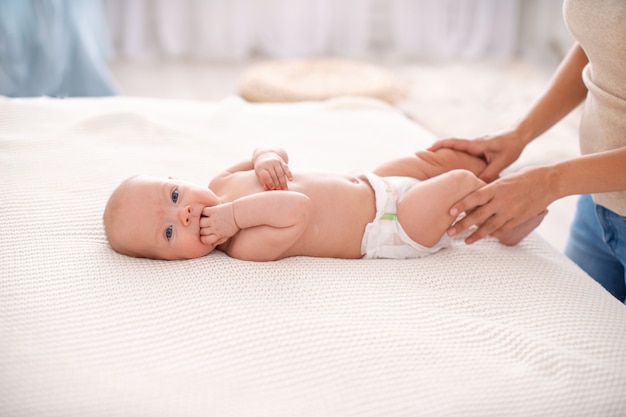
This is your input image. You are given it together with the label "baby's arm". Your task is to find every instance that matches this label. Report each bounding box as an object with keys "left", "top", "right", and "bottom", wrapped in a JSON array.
[
  {"left": 252, "top": 147, "right": 293, "bottom": 190},
  {"left": 209, "top": 147, "right": 292, "bottom": 192},
  {"left": 200, "top": 191, "right": 311, "bottom": 261}
]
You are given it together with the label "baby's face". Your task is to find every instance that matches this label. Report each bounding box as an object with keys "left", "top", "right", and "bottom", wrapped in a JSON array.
[{"left": 114, "top": 176, "right": 221, "bottom": 260}]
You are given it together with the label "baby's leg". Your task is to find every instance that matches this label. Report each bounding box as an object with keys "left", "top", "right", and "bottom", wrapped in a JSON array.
[
  {"left": 397, "top": 169, "right": 484, "bottom": 248},
  {"left": 374, "top": 148, "right": 486, "bottom": 181},
  {"left": 398, "top": 169, "right": 547, "bottom": 247}
]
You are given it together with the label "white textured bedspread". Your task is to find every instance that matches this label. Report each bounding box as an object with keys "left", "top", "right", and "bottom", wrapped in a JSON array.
[{"left": 1, "top": 96, "right": 625, "bottom": 416}]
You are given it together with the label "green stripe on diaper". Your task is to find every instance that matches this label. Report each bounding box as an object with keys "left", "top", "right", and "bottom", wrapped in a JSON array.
[{"left": 380, "top": 213, "right": 397, "bottom": 221}]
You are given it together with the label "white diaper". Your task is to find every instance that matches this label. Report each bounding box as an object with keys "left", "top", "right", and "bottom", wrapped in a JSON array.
[{"left": 360, "top": 173, "right": 453, "bottom": 259}]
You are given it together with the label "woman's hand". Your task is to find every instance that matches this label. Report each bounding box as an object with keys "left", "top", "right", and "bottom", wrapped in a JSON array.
[
  {"left": 448, "top": 166, "right": 555, "bottom": 244},
  {"left": 429, "top": 129, "right": 529, "bottom": 183},
  {"left": 254, "top": 151, "right": 293, "bottom": 190}
]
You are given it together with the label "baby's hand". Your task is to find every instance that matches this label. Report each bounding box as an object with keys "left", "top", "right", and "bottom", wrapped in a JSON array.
[
  {"left": 200, "top": 203, "right": 239, "bottom": 246},
  {"left": 254, "top": 152, "right": 293, "bottom": 190}
]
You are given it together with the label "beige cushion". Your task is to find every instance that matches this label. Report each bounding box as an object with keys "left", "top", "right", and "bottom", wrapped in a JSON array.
[{"left": 238, "top": 58, "right": 406, "bottom": 103}]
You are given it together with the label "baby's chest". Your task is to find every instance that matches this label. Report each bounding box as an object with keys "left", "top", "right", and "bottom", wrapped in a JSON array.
[{"left": 218, "top": 176, "right": 265, "bottom": 202}]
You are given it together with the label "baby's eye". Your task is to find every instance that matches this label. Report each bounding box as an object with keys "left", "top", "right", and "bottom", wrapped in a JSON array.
[
  {"left": 171, "top": 189, "right": 179, "bottom": 203},
  {"left": 165, "top": 225, "right": 173, "bottom": 241}
]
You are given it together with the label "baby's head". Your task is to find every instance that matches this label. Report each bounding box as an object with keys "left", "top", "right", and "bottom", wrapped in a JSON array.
[{"left": 104, "top": 175, "right": 221, "bottom": 260}]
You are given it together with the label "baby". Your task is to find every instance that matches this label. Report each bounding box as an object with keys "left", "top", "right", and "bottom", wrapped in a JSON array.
[{"left": 103, "top": 147, "right": 545, "bottom": 261}]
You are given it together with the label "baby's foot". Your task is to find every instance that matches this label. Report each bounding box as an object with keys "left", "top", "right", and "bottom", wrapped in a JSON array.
[{"left": 493, "top": 210, "right": 548, "bottom": 246}]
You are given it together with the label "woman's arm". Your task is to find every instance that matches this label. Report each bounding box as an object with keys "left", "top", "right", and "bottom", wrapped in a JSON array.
[
  {"left": 430, "top": 43, "right": 589, "bottom": 182},
  {"left": 513, "top": 43, "right": 589, "bottom": 146},
  {"left": 448, "top": 147, "right": 626, "bottom": 244}
]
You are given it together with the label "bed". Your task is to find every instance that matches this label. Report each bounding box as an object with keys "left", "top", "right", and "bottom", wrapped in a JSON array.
[{"left": 1, "top": 95, "right": 625, "bottom": 416}]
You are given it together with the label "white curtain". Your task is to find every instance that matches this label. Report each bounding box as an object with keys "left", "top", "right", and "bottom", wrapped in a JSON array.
[
  {"left": 391, "top": 0, "right": 520, "bottom": 60},
  {"left": 103, "top": 0, "right": 571, "bottom": 65}
]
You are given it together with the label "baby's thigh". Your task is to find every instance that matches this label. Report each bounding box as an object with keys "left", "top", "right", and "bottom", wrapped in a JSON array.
[{"left": 397, "top": 170, "right": 484, "bottom": 247}]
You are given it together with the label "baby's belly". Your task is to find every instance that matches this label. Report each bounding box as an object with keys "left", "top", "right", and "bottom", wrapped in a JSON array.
[{"left": 286, "top": 173, "right": 376, "bottom": 258}]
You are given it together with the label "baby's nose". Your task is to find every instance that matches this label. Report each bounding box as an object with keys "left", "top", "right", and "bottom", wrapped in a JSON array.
[{"left": 178, "top": 205, "right": 192, "bottom": 225}]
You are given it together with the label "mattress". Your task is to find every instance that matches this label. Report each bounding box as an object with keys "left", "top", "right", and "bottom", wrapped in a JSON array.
[{"left": 1, "top": 95, "right": 625, "bottom": 416}]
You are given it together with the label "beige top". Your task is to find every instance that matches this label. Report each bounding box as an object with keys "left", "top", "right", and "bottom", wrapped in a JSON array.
[{"left": 564, "top": 0, "right": 626, "bottom": 215}]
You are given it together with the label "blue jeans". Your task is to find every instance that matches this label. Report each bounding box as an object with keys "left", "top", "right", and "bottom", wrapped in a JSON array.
[{"left": 565, "top": 194, "right": 626, "bottom": 302}]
